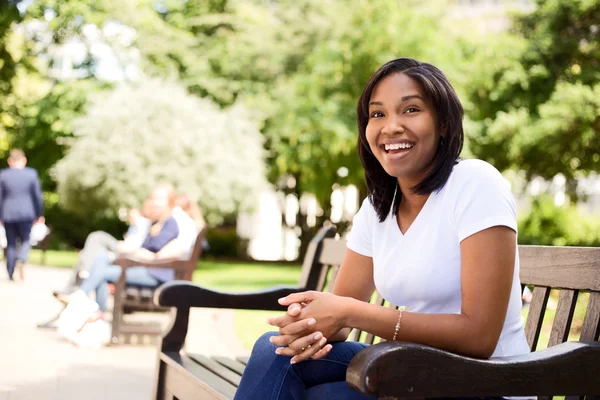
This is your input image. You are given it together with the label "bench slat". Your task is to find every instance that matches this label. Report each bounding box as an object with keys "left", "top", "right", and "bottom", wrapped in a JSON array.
[
  {"left": 188, "top": 354, "right": 242, "bottom": 387},
  {"left": 519, "top": 246, "right": 600, "bottom": 291},
  {"left": 318, "top": 238, "right": 347, "bottom": 266},
  {"left": 236, "top": 356, "right": 249, "bottom": 365},
  {"left": 213, "top": 357, "right": 246, "bottom": 376},
  {"left": 548, "top": 289, "right": 579, "bottom": 347},
  {"left": 162, "top": 352, "right": 235, "bottom": 400},
  {"left": 525, "top": 286, "right": 550, "bottom": 351},
  {"left": 580, "top": 292, "right": 600, "bottom": 341}
]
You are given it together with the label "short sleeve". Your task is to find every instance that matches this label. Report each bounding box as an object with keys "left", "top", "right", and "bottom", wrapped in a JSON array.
[
  {"left": 451, "top": 161, "right": 517, "bottom": 243},
  {"left": 347, "top": 197, "right": 375, "bottom": 257}
]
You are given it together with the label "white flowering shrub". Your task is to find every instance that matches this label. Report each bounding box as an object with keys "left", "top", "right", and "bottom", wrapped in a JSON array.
[{"left": 52, "top": 78, "right": 267, "bottom": 224}]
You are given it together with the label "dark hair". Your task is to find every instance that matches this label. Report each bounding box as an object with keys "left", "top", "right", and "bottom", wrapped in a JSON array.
[{"left": 357, "top": 58, "right": 464, "bottom": 221}]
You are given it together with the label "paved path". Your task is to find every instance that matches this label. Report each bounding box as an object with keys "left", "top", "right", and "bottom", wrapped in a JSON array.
[{"left": 0, "top": 265, "right": 248, "bottom": 400}]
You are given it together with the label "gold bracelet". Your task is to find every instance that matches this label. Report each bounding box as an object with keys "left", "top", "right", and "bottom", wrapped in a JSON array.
[{"left": 392, "top": 306, "right": 406, "bottom": 341}]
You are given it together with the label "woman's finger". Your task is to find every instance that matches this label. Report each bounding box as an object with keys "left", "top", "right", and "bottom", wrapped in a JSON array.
[
  {"left": 279, "top": 317, "right": 316, "bottom": 336},
  {"left": 290, "top": 337, "right": 328, "bottom": 364},
  {"left": 287, "top": 303, "right": 303, "bottom": 317},
  {"left": 269, "top": 333, "right": 299, "bottom": 347},
  {"left": 311, "top": 344, "right": 333, "bottom": 360},
  {"left": 287, "top": 331, "right": 323, "bottom": 353},
  {"left": 267, "top": 313, "right": 296, "bottom": 328},
  {"left": 278, "top": 291, "right": 317, "bottom": 306}
]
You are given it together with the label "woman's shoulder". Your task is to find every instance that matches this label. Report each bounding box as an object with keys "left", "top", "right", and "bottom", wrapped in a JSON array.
[{"left": 449, "top": 159, "right": 507, "bottom": 187}]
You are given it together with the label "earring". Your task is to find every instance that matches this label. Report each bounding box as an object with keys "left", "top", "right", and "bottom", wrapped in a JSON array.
[{"left": 440, "top": 136, "right": 446, "bottom": 146}]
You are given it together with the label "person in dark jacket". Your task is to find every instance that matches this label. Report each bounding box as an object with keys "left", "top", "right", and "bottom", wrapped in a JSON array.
[{"left": 0, "top": 149, "right": 44, "bottom": 281}]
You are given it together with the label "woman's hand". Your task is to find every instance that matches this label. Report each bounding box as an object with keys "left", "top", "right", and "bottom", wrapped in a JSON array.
[{"left": 267, "top": 291, "right": 351, "bottom": 363}]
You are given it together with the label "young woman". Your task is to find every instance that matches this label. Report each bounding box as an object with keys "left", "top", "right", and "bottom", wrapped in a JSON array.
[{"left": 233, "top": 58, "right": 530, "bottom": 399}]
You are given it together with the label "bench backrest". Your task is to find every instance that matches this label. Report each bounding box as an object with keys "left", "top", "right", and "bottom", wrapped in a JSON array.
[{"left": 313, "top": 237, "right": 600, "bottom": 348}]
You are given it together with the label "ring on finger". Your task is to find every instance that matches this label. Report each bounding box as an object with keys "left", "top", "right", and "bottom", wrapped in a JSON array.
[{"left": 301, "top": 344, "right": 312, "bottom": 351}]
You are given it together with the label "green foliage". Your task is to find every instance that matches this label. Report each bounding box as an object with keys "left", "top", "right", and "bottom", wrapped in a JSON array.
[
  {"left": 52, "top": 78, "right": 267, "bottom": 225},
  {"left": 466, "top": 0, "right": 600, "bottom": 186},
  {"left": 4, "top": 78, "right": 106, "bottom": 188},
  {"left": 518, "top": 197, "right": 600, "bottom": 246},
  {"left": 204, "top": 226, "right": 248, "bottom": 259},
  {"left": 258, "top": 0, "right": 472, "bottom": 205}
]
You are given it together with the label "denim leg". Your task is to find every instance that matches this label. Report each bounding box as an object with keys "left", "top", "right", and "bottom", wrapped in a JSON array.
[
  {"left": 234, "top": 332, "right": 373, "bottom": 400},
  {"left": 80, "top": 255, "right": 160, "bottom": 312},
  {"left": 15, "top": 221, "right": 33, "bottom": 263},
  {"left": 80, "top": 254, "right": 118, "bottom": 312},
  {"left": 4, "top": 223, "right": 18, "bottom": 277},
  {"left": 107, "top": 266, "right": 159, "bottom": 287},
  {"left": 77, "top": 231, "right": 119, "bottom": 273}
]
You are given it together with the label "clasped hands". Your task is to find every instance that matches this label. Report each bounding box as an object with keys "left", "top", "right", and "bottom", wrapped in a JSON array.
[{"left": 267, "top": 291, "right": 348, "bottom": 364}]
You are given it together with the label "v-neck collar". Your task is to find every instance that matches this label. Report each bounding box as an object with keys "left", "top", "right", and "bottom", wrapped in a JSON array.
[{"left": 393, "top": 191, "right": 435, "bottom": 237}]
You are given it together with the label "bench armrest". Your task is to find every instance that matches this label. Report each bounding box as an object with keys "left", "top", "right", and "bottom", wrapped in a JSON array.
[
  {"left": 113, "top": 256, "right": 187, "bottom": 270},
  {"left": 347, "top": 340, "right": 600, "bottom": 398},
  {"left": 155, "top": 281, "right": 304, "bottom": 311}
]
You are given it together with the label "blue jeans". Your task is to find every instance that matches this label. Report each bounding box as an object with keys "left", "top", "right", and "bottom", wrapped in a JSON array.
[
  {"left": 79, "top": 254, "right": 159, "bottom": 312},
  {"left": 5, "top": 221, "right": 33, "bottom": 278},
  {"left": 234, "top": 332, "right": 373, "bottom": 400},
  {"left": 235, "top": 332, "right": 507, "bottom": 400}
]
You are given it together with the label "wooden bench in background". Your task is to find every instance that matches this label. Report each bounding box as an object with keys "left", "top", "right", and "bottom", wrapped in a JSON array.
[
  {"left": 152, "top": 227, "right": 600, "bottom": 399},
  {"left": 111, "top": 228, "right": 207, "bottom": 344}
]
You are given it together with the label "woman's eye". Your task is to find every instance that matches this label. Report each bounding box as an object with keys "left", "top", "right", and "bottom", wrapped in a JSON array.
[
  {"left": 370, "top": 111, "right": 384, "bottom": 118},
  {"left": 405, "top": 107, "right": 419, "bottom": 114}
]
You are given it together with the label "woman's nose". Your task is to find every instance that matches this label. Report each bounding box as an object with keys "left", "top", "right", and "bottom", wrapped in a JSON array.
[{"left": 381, "top": 116, "right": 405, "bottom": 135}]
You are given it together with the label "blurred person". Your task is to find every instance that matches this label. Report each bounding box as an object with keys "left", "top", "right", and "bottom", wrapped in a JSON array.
[
  {"left": 55, "top": 200, "right": 154, "bottom": 296},
  {"left": 175, "top": 194, "right": 206, "bottom": 232},
  {"left": 0, "top": 149, "right": 44, "bottom": 281},
  {"left": 172, "top": 193, "right": 207, "bottom": 255},
  {"left": 58, "top": 184, "right": 186, "bottom": 321}
]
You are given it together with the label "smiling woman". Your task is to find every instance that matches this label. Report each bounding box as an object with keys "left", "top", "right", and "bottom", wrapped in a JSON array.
[{"left": 233, "top": 58, "right": 530, "bottom": 400}]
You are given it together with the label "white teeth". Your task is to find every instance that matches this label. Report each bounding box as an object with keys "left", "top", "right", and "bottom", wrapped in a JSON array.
[{"left": 384, "top": 143, "right": 414, "bottom": 151}]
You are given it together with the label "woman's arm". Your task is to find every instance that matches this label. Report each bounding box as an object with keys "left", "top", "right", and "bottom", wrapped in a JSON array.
[
  {"left": 269, "top": 248, "right": 376, "bottom": 351},
  {"left": 343, "top": 225, "right": 516, "bottom": 358},
  {"left": 155, "top": 238, "right": 186, "bottom": 259},
  {"left": 328, "top": 249, "right": 377, "bottom": 341}
]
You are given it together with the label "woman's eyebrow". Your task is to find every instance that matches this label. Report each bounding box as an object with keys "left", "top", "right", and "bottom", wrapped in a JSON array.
[
  {"left": 401, "top": 94, "right": 423, "bottom": 101},
  {"left": 368, "top": 94, "right": 424, "bottom": 107}
]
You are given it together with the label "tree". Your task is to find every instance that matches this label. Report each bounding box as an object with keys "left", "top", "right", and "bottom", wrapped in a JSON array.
[
  {"left": 466, "top": 0, "right": 600, "bottom": 190},
  {"left": 52, "top": 78, "right": 267, "bottom": 224},
  {"left": 259, "top": 0, "right": 472, "bottom": 206},
  {"left": 0, "top": 0, "right": 23, "bottom": 150}
]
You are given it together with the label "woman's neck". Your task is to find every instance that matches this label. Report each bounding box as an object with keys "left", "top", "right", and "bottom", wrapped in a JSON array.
[{"left": 398, "top": 184, "right": 429, "bottom": 214}]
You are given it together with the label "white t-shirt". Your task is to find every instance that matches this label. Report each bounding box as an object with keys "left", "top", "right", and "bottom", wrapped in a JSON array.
[
  {"left": 172, "top": 206, "right": 199, "bottom": 257},
  {"left": 347, "top": 159, "right": 530, "bottom": 358}
]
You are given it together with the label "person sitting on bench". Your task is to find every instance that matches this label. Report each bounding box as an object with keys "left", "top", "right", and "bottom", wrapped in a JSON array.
[
  {"left": 55, "top": 200, "right": 154, "bottom": 296},
  {"left": 58, "top": 183, "right": 185, "bottom": 321},
  {"left": 234, "top": 58, "right": 531, "bottom": 400}
]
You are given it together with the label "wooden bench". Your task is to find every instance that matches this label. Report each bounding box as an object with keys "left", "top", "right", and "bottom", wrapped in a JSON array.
[
  {"left": 152, "top": 227, "right": 600, "bottom": 399},
  {"left": 111, "top": 228, "right": 207, "bottom": 344}
]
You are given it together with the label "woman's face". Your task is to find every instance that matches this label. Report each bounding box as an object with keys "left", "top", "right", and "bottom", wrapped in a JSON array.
[
  {"left": 365, "top": 73, "right": 441, "bottom": 187},
  {"left": 147, "top": 188, "right": 171, "bottom": 221}
]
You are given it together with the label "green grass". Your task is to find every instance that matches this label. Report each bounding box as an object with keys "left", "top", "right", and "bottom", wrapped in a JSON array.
[{"left": 29, "top": 249, "right": 79, "bottom": 268}]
